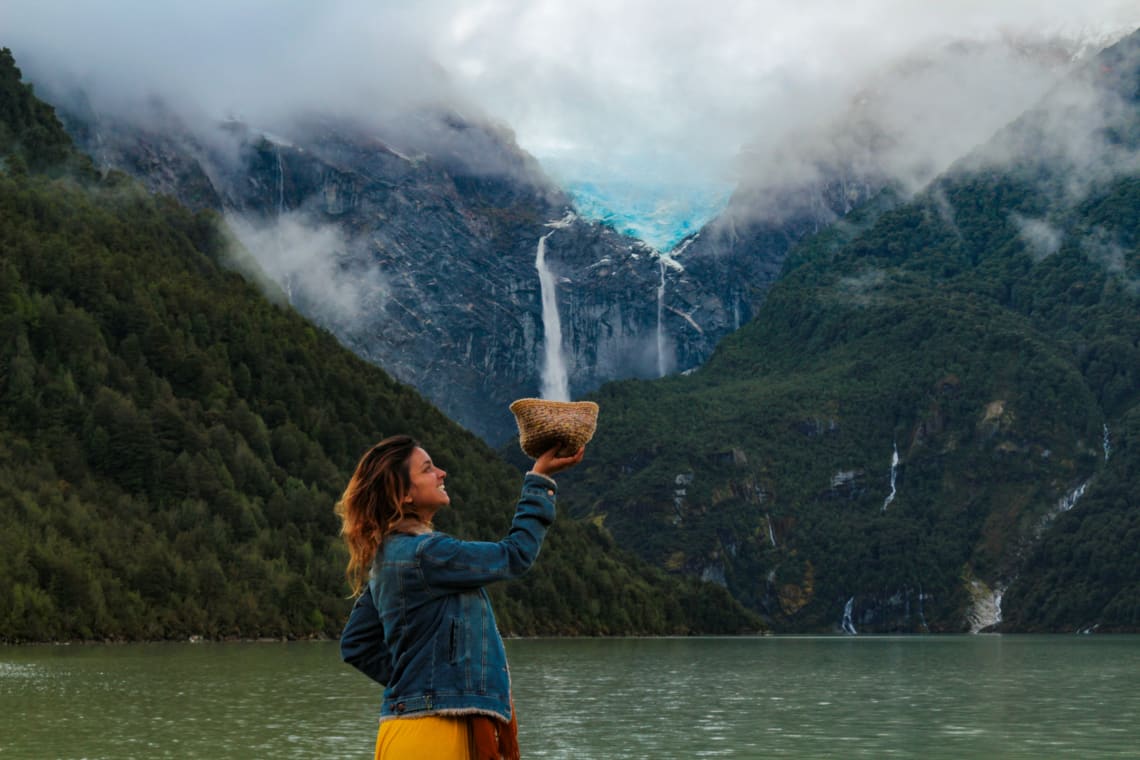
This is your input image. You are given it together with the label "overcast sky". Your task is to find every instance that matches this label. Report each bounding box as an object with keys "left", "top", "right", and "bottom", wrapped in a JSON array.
[{"left": 3, "top": 0, "right": 1138, "bottom": 188}]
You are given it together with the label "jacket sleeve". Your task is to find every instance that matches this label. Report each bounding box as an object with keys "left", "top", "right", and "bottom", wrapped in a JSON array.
[
  {"left": 339, "top": 582, "right": 392, "bottom": 685},
  {"left": 418, "top": 472, "right": 557, "bottom": 591}
]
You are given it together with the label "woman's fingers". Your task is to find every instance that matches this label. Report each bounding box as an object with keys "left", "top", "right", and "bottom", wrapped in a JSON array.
[{"left": 533, "top": 445, "right": 586, "bottom": 476}]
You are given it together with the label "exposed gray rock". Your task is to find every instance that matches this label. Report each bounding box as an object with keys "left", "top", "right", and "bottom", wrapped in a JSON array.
[{"left": 55, "top": 101, "right": 753, "bottom": 442}]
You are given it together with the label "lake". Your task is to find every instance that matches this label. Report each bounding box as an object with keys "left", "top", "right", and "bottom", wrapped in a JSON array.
[{"left": 1, "top": 636, "right": 1137, "bottom": 758}]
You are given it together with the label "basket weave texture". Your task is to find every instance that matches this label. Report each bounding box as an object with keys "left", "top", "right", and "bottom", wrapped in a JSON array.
[{"left": 509, "top": 398, "right": 599, "bottom": 458}]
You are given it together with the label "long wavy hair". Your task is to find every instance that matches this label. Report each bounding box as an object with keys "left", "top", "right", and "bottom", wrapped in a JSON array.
[{"left": 335, "top": 435, "right": 420, "bottom": 596}]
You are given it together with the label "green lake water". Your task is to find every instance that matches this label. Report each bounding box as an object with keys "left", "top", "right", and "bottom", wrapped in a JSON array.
[{"left": 1, "top": 635, "right": 1137, "bottom": 758}]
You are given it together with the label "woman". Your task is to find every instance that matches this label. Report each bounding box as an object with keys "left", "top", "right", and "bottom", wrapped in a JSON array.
[{"left": 337, "top": 434, "right": 584, "bottom": 760}]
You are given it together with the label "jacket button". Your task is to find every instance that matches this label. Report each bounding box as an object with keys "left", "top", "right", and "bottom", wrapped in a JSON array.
[{"left": 547, "top": 489, "right": 554, "bottom": 496}]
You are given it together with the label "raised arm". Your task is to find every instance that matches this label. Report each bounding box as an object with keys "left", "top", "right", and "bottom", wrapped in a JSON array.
[{"left": 418, "top": 471, "right": 561, "bottom": 591}]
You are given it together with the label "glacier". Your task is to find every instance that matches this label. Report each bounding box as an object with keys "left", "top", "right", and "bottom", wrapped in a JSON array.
[{"left": 561, "top": 178, "right": 733, "bottom": 252}]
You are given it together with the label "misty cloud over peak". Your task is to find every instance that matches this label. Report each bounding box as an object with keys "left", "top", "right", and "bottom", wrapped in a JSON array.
[
  {"left": 703, "top": 28, "right": 1140, "bottom": 238},
  {"left": 7, "top": 3, "right": 1137, "bottom": 164},
  {"left": 4, "top": 1, "right": 1138, "bottom": 243},
  {"left": 3, "top": 1, "right": 463, "bottom": 130}
]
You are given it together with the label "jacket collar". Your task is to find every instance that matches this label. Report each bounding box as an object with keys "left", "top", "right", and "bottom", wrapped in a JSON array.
[{"left": 389, "top": 516, "right": 433, "bottom": 536}]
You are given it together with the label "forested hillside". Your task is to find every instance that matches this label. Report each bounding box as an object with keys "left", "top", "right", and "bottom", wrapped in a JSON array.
[
  {"left": 562, "top": 30, "right": 1140, "bottom": 632},
  {"left": 0, "top": 48, "right": 761, "bottom": 641}
]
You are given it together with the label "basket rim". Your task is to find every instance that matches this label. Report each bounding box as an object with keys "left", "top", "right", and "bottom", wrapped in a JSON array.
[{"left": 509, "top": 398, "right": 599, "bottom": 412}]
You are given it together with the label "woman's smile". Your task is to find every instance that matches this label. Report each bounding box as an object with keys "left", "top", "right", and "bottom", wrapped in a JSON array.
[{"left": 405, "top": 447, "right": 450, "bottom": 513}]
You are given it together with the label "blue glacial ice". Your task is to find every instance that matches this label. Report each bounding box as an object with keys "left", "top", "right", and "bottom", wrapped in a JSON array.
[{"left": 562, "top": 178, "right": 733, "bottom": 252}]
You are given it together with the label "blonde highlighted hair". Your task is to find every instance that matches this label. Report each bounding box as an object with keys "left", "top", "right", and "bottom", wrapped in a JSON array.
[{"left": 335, "top": 435, "right": 419, "bottom": 596}]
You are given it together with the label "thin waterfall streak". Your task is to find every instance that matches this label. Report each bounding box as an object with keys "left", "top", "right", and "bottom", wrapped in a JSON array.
[
  {"left": 842, "top": 597, "right": 858, "bottom": 635},
  {"left": 536, "top": 231, "right": 569, "bottom": 401},
  {"left": 276, "top": 147, "right": 286, "bottom": 216},
  {"left": 656, "top": 260, "right": 667, "bottom": 378},
  {"left": 1057, "top": 481, "right": 1089, "bottom": 513},
  {"left": 881, "top": 442, "right": 899, "bottom": 512}
]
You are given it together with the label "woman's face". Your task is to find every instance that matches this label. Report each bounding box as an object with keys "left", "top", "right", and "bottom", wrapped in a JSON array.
[{"left": 404, "top": 447, "right": 449, "bottom": 514}]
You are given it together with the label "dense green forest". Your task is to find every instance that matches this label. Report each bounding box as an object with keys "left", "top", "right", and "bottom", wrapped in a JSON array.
[
  {"left": 0, "top": 48, "right": 762, "bottom": 642},
  {"left": 4, "top": 25, "right": 1138, "bottom": 640},
  {"left": 561, "top": 30, "right": 1140, "bottom": 632}
]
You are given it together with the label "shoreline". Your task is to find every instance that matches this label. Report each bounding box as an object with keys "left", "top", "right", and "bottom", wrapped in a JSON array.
[{"left": 4, "top": 629, "right": 1137, "bottom": 646}]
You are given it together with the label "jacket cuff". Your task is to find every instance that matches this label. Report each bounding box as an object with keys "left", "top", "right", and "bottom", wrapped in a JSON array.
[{"left": 523, "top": 471, "right": 558, "bottom": 492}]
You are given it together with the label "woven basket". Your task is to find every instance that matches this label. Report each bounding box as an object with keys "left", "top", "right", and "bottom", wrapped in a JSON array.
[{"left": 509, "top": 398, "right": 599, "bottom": 458}]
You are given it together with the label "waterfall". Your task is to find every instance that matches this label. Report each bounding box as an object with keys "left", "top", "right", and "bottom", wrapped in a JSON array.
[
  {"left": 881, "top": 442, "right": 899, "bottom": 512},
  {"left": 1034, "top": 478, "right": 1093, "bottom": 539},
  {"left": 276, "top": 146, "right": 286, "bottom": 216},
  {"left": 1057, "top": 481, "right": 1089, "bottom": 513},
  {"left": 535, "top": 214, "right": 575, "bottom": 401},
  {"left": 841, "top": 597, "right": 858, "bottom": 635},
  {"left": 1103, "top": 423, "right": 1111, "bottom": 462},
  {"left": 656, "top": 260, "right": 667, "bottom": 377},
  {"left": 968, "top": 581, "right": 1004, "bottom": 633},
  {"left": 766, "top": 514, "right": 777, "bottom": 548}
]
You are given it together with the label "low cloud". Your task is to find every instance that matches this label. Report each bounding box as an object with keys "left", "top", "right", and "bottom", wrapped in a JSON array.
[
  {"left": 2, "top": 1, "right": 462, "bottom": 133},
  {"left": 976, "top": 58, "right": 1140, "bottom": 204},
  {"left": 835, "top": 268, "right": 888, "bottom": 306},
  {"left": 5, "top": 1, "right": 1137, "bottom": 189},
  {"left": 4, "top": 2, "right": 1138, "bottom": 243},
  {"left": 1014, "top": 221, "right": 1138, "bottom": 290},
  {"left": 1012, "top": 214, "right": 1064, "bottom": 262},
  {"left": 224, "top": 212, "right": 388, "bottom": 327},
  {"left": 1082, "top": 226, "right": 1132, "bottom": 277},
  {"left": 439, "top": 2, "right": 1140, "bottom": 184},
  {"left": 726, "top": 36, "right": 1119, "bottom": 226},
  {"left": 1082, "top": 227, "right": 1140, "bottom": 296}
]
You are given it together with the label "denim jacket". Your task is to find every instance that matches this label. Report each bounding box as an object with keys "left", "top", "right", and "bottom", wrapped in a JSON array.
[{"left": 341, "top": 472, "right": 558, "bottom": 723}]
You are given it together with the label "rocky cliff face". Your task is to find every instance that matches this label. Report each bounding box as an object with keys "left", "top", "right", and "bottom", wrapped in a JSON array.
[{"left": 55, "top": 100, "right": 749, "bottom": 442}]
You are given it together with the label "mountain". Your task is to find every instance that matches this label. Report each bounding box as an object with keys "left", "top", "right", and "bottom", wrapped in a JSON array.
[
  {"left": 39, "top": 91, "right": 748, "bottom": 444},
  {"left": 0, "top": 48, "right": 762, "bottom": 641},
  {"left": 558, "top": 29, "right": 1140, "bottom": 633},
  {"left": 31, "top": 33, "right": 1095, "bottom": 448},
  {"left": 668, "top": 35, "right": 1101, "bottom": 331},
  {"left": 10, "top": 24, "right": 1136, "bottom": 635}
]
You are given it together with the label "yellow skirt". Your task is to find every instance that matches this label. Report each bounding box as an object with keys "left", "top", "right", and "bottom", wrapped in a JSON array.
[{"left": 374, "top": 715, "right": 474, "bottom": 760}]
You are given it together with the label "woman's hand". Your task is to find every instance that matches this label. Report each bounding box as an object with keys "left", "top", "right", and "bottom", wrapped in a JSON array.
[{"left": 531, "top": 445, "right": 586, "bottom": 478}]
